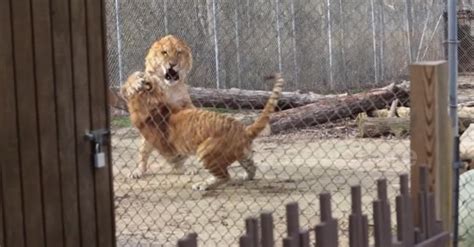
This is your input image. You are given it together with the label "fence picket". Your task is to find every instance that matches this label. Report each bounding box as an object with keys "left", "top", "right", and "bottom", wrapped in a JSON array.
[
  {"left": 315, "top": 193, "right": 338, "bottom": 247},
  {"left": 377, "top": 179, "right": 393, "bottom": 246},
  {"left": 349, "top": 185, "right": 369, "bottom": 247},
  {"left": 175, "top": 169, "right": 450, "bottom": 247},
  {"left": 396, "top": 174, "right": 415, "bottom": 246},
  {"left": 245, "top": 217, "right": 259, "bottom": 247},
  {"left": 239, "top": 235, "right": 251, "bottom": 247},
  {"left": 283, "top": 236, "right": 297, "bottom": 247},
  {"left": 261, "top": 212, "right": 274, "bottom": 247},
  {"left": 418, "top": 166, "right": 429, "bottom": 242},
  {"left": 299, "top": 230, "right": 310, "bottom": 247},
  {"left": 286, "top": 202, "right": 300, "bottom": 246},
  {"left": 177, "top": 233, "right": 197, "bottom": 247}
]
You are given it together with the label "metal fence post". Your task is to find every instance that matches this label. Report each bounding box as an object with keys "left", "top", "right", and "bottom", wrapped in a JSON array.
[
  {"left": 447, "top": 0, "right": 460, "bottom": 245},
  {"left": 114, "top": 0, "right": 123, "bottom": 86}
]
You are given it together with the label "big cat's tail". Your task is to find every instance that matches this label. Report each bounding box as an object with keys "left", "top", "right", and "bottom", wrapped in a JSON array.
[{"left": 245, "top": 73, "right": 285, "bottom": 139}]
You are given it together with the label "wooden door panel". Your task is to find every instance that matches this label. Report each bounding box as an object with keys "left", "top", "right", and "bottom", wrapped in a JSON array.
[{"left": 0, "top": 0, "right": 115, "bottom": 246}]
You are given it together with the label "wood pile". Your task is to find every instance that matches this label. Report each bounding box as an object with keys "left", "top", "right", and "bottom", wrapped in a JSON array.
[
  {"left": 109, "top": 80, "right": 474, "bottom": 136},
  {"left": 110, "top": 82, "right": 411, "bottom": 134}
]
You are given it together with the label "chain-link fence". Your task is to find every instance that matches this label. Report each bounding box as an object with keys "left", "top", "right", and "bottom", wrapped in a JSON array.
[
  {"left": 105, "top": 0, "right": 446, "bottom": 92},
  {"left": 104, "top": 0, "right": 451, "bottom": 246},
  {"left": 456, "top": 2, "right": 474, "bottom": 247}
]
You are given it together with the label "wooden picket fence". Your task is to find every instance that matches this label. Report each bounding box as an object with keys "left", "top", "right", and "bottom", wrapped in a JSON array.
[{"left": 176, "top": 167, "right": 450, "bottom": 247}]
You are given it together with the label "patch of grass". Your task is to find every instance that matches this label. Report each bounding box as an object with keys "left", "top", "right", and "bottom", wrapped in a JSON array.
[{"left": 111, "top": 115, "right": 131, "bottom": 128}]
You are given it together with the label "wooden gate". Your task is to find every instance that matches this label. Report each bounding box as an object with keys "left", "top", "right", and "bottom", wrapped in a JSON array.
[{"left": 0, "top": 0, "right": 115, "bottom": 246}]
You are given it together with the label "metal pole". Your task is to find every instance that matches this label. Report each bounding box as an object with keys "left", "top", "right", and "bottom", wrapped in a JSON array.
[
  {"left": 370, "top": 0, "right": 379, "bottom": 83},
  {"left": 211, "top": 0, "right": 220, "bottom": 89},
  {"left": 274, "top": 0, "right": 283, "bottom": 72},
  {"left": 447, "top": 0, "right": 460, "bottom": 245},
  {"left": 405, "top": 0, "right": 415, "bottom": 62},
  {"left": 114, "top": 0, "right": 124, "bottom": 86},
  {"left": 163, "top": 0, "right": 168, "bottom": 34},
  {"left": 234, "top": 8, "right": 242, "bottom": 88},
  {"left": 325, "top": 0, "right": 334, "bottom": 88},
  {"left": 290, "top": 0, "right": 299, "bottom": 88}
]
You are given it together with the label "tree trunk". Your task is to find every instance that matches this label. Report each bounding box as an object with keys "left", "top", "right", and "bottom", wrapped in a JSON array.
[
  {"left": 110, "top": 82, "right": 409, "bottom": 112},
  {"left": 357, "top": 116, "right": 409, "bottom": 137},
  {"left": 189, "top": 87, "right": 332, "bottom": 109},
  {"left": 366, "top": 105, "right": 474, "bottom": 134},
  {"left": 109, "top": 87, "right": 336, "bottom": 111},
  {"left": 269, "top": 83, "right": 409, "bottom": 134},
  {"left": 359, "top": 106, "right": 474, "bottom": 138}
]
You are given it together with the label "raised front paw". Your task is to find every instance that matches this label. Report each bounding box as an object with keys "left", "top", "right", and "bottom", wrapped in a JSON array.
[
  {"left": 129, "top": 77, "right": 146, "bottom": 94},
  {"left": 122, "top": 71, "right": 154, "bottom": 98}
]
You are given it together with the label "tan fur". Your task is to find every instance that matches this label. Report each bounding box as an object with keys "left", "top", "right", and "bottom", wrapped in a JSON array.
[
  {"left": 121, "top": 72, "right": 284, "bottom": 190},
  {"left": 132, "top": 35, "right": 195, "bottom": 178}
]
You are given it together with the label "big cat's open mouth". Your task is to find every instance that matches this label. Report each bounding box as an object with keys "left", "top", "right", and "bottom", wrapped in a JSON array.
[{"left": 165, "top": 68, "right": 180, "bottom": 81}]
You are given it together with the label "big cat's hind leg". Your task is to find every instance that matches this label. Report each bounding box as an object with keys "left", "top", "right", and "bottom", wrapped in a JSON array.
[
  {"left": 130, "top": 137, "right": 154, "bottom": 179},
  {"left": 238, "top": 151, "right": 257, "bottom": 181},
  {"left": 167, "top": 155, "right": 196, "bottom": 175},
  {"left": 191, "top": 159, "right": 232, "bottom": 191},
  {"left": 191, "top": 138, "right": 232, "bottom": 191}
]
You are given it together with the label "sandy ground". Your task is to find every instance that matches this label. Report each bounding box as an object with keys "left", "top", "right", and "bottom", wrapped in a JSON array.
[{"left": 111, "top": 117, "right": 411, "bottom": 246}]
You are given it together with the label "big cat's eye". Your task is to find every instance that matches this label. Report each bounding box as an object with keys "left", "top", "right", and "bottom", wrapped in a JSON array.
[{"left": 161, "top": 50, "right": 168, "bottom": 55}]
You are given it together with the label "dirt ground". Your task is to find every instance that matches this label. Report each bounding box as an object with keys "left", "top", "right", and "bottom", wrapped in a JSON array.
[{"left": 111, "top": 115, "right": 411, "bottom": 247}]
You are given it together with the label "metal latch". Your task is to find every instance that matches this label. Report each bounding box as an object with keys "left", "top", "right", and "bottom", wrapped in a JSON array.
[{"left": 85, "top": 129, "right": 110, "bottom": 169}]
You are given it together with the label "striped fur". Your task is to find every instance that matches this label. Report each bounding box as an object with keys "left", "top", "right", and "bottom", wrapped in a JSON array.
[
  {"left": 122, "top": 71, "right": 284, "bottom": 190},
  {"left": 245, "top": 74, "right": 284, "bottom": 139}
]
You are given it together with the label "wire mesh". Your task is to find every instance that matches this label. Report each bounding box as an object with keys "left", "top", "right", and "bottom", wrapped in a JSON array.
[
  {"left": 104, "top": 0, "right": 447, "bottom": 246},
  {"left": 456, "top": 2, "right": 474, "bottom": 247}
]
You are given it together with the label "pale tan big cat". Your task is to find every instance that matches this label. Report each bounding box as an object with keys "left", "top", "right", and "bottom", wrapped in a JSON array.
[{"left": 131, "top": 34, "right": 196, "bottom": 179}]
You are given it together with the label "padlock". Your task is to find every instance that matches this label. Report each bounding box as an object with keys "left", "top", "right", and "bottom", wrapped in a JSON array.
[{"left": 94, "top": 143, "right": 106, "bottom": 168}]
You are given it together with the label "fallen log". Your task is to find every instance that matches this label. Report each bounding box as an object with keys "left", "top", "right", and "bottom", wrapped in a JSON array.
[
  {"left": 189, "top": 87, "right": 338, "bottom": 110},
  {"left": 109, "top": 81, "right": 409, "bottom": 112},
  {"left": 370, "top": 106, "right": 474, "bottom": 134},
  {"left": 459, "top": 95, "right": 474, "bottom": 105},
  {"left": 460, "top": 101, "right": 474, "bottom": 107},
  {"left": 358, "top": 99, "right": 410, "bottom": 137},
  {"left": 370, "top": 106, "right": 411, "bottom": 118},
  {"left": 396, "top": 107, "right": 410, "bottom": 118},
  {"left": 355, "top": 106, "right": 474, "bottom": 138},
  {"left": 357, "top": 115, "right": 409, "bottom": 137},
  {"left": 269, "top": 83, "right": 410, "bottom": 134},
  {"left": 368, "top": 99, "right": 399, "bottom": 118},
  {"left": 108, "top": 87, "right": 340, "bottom": 111}
]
